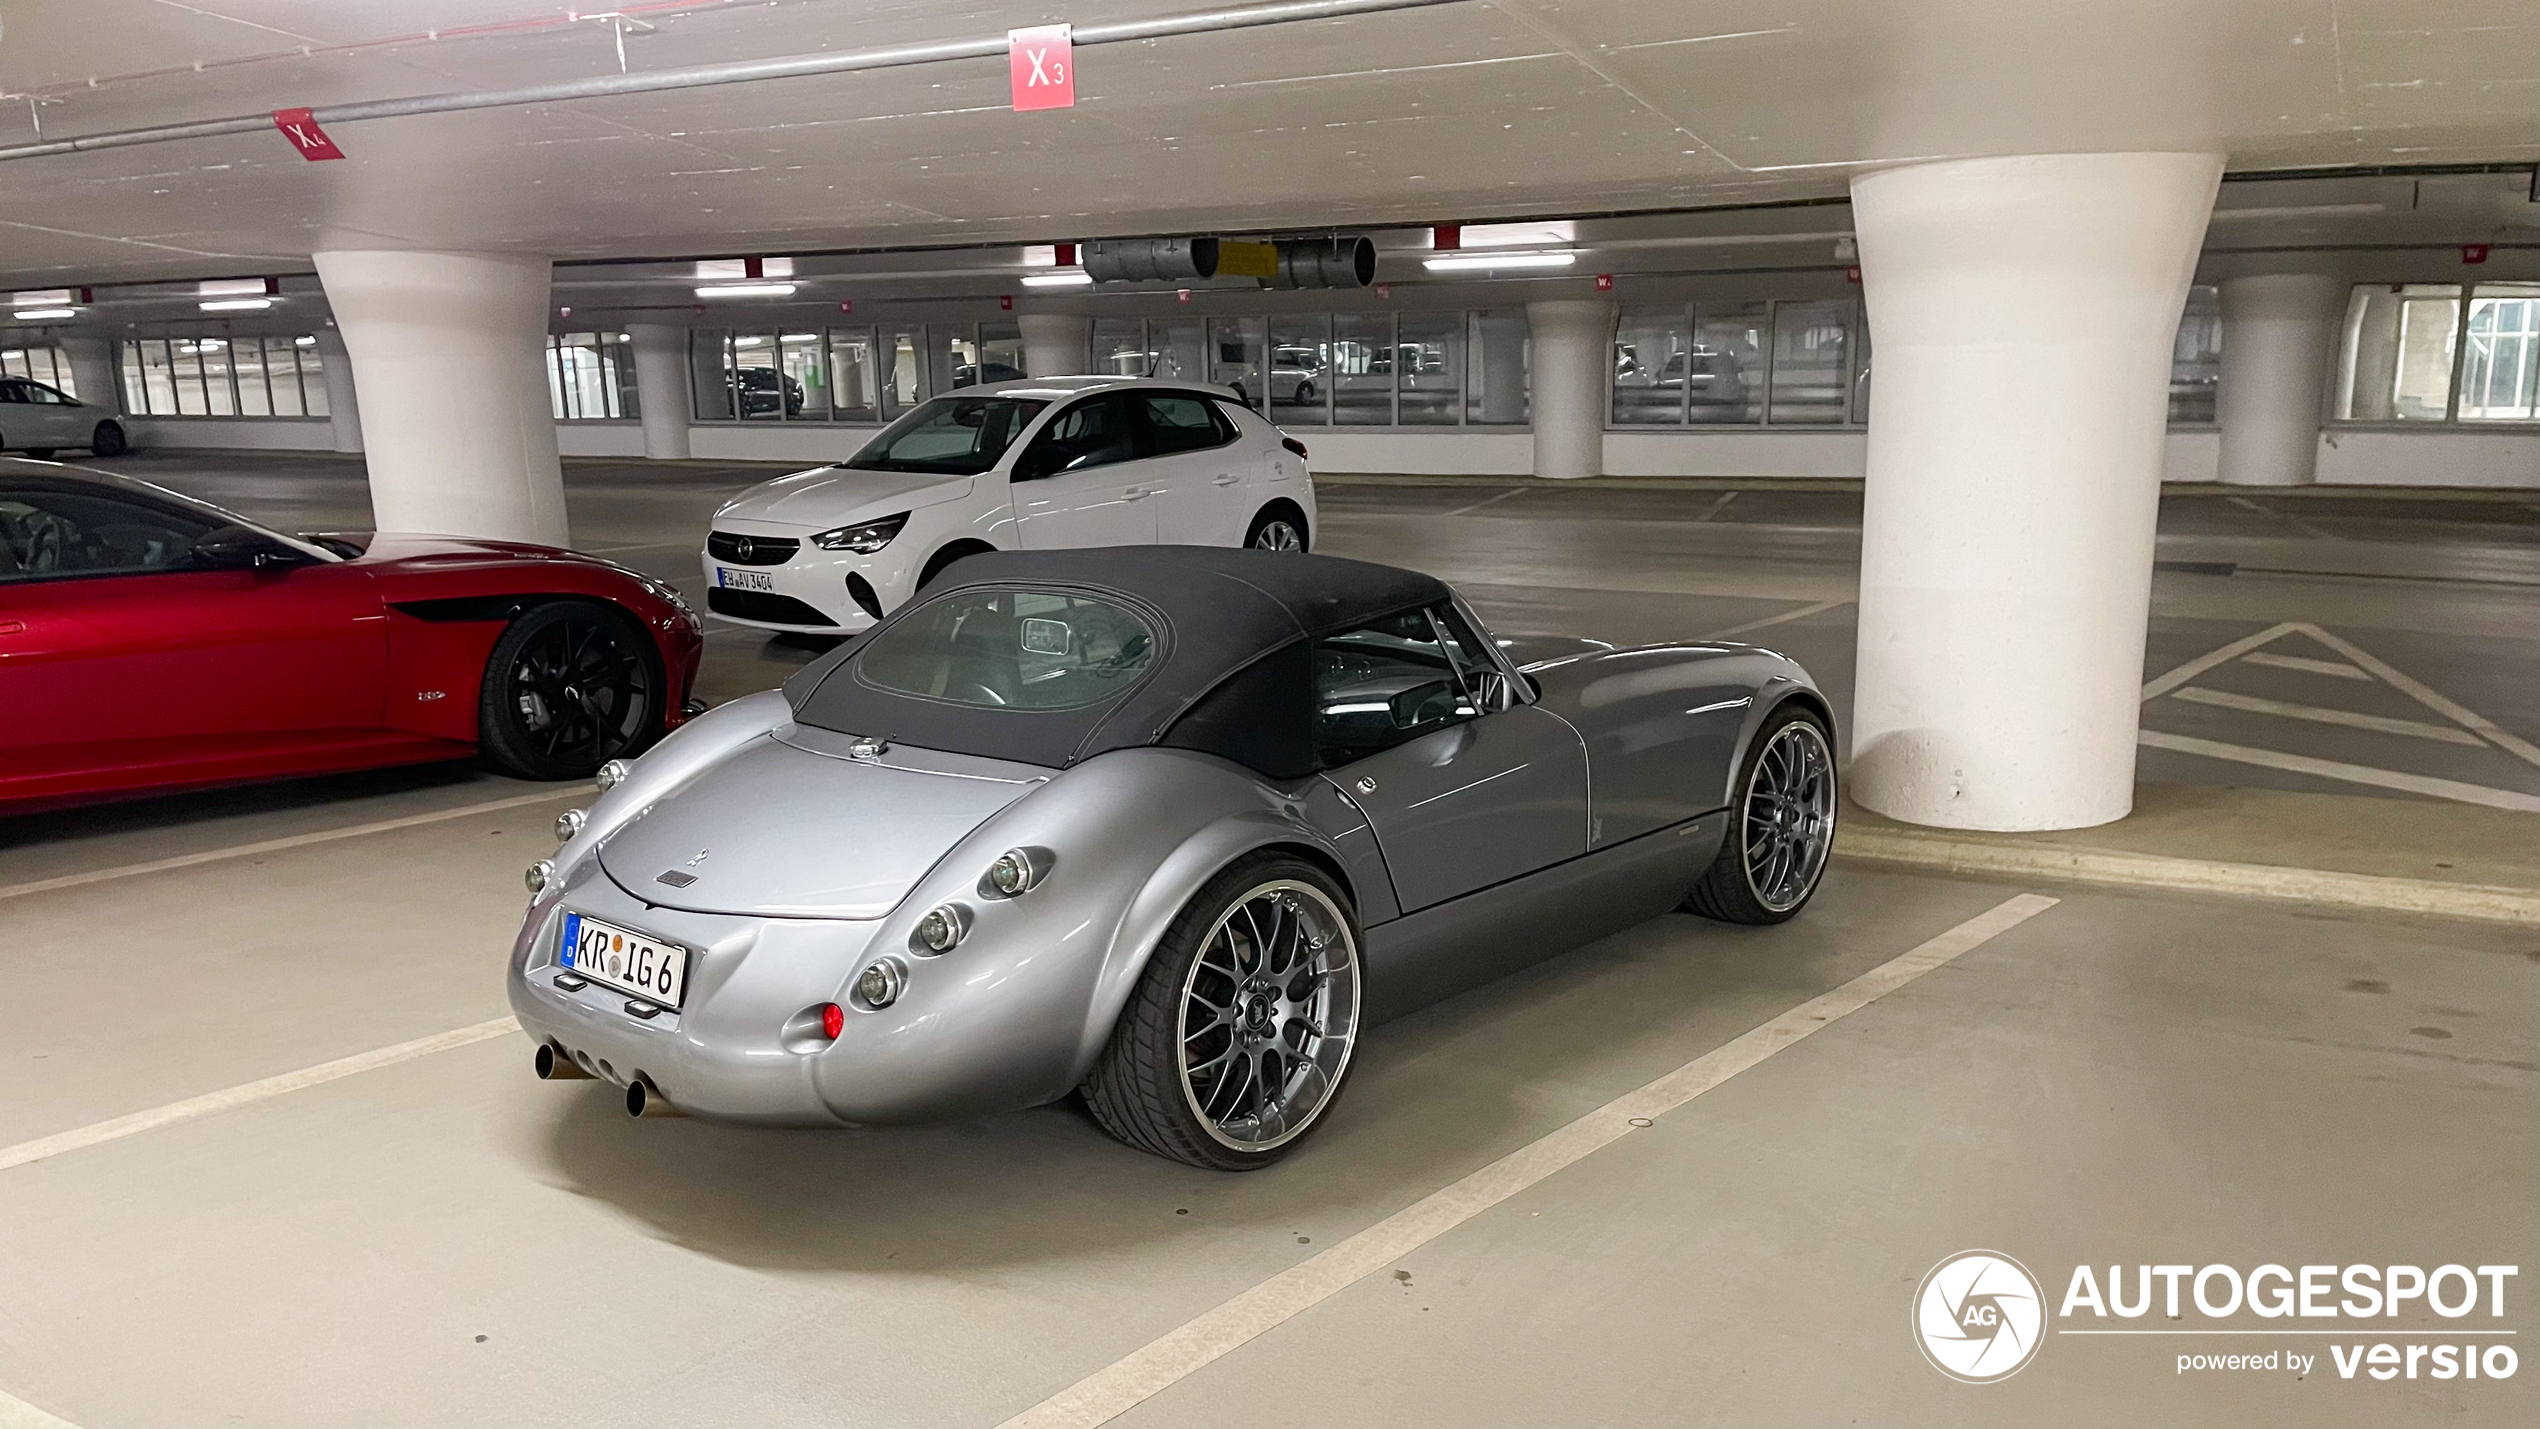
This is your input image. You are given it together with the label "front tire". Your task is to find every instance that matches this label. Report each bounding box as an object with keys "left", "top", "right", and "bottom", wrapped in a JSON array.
[
  {"left": 89, "top": 421, "right": 128, "bottom": 457},
  {"left": 1082, "top": 853, "right": 1363, "bottom": 1170},
  {"left": 477, "top": 601, "right": 662, "bottom": 781},
  {"left": 1685, "top": 703, "right": 1836, "bottom": 924}
]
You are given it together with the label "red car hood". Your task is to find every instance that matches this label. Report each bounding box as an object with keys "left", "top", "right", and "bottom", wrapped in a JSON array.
[{"left": 338, "top": 532, "right": 615, "bottom": 570}]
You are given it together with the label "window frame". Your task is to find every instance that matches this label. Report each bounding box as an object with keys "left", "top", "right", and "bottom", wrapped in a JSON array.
[{"left": 2331, "top": 282, "right": 2540, "bottom": 430}]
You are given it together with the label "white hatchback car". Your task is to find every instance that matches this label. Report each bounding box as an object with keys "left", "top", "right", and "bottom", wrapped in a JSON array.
[{"left": 700, "top": 376, "right": 1318, "bottom": 634}]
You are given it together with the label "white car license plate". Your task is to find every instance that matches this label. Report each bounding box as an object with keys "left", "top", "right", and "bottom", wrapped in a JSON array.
[
  {"left": 716, "top": 567, "right": 776, "bottom": 592},
  {"left": 560, "top": 912, "right": 689, "bottom": 1008}
]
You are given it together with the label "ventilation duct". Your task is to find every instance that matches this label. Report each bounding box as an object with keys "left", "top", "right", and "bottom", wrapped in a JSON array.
[
  {"left": 1081, "top": 238, "right": 1221, "bottom": 283},
  {"left": 1270, "top": 237, "right": 1378, "bottom": 289}
]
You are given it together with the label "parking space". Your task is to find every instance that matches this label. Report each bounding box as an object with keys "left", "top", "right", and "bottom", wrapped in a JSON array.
[{"left": 2, "top": 455, "right": 2533, "bottom": 1427}]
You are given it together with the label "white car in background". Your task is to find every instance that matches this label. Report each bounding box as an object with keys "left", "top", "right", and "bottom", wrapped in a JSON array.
[{"left": 701, "top": 376, "right": 1317, "bottom": 634}]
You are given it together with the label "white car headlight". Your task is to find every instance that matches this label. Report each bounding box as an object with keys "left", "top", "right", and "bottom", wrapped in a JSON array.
[{"left": 811, "top": 513, "right": 909, "bottom": 553}]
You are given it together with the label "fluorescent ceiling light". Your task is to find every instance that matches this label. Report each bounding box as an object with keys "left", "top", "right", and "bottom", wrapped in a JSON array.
[
  {"left": 1022, "top": 244, "right": 1058, "bottom": 268},
  {"left": 695, "top": 283, "right": 797, "bottom": 299},
  {"left": 12, "top": 307, "right": 76, "bottom": 321},
  {"left": 1422, "top": 251, "right": 1576, "bottom": 272},
  {"left": 294, "top": 335, "right": 317, "bottom": 346},
  {"left": 198, "top": 277, "right": 270, "bottom": 297},
  {"left": 201, "top": 297, "right": 274, "bottom": 311},
  {"left": 733, "top": 336, "right": 766, "bottom": 347},
  {"left": 1020, "top": 270, "right": 1094, "bottom": 287},
  {"left": 12, "top": 289, "right": 74, "bottom": 306},
  {"left": 1460, "top": 221, "right": 1575, "bottom": 248},
  {"left": 696, "top": 257, "right": 793, "bottom": 280}
]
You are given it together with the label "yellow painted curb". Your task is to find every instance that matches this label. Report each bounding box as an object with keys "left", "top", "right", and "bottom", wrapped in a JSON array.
[{"left": 1837, "top": 828, "right": 2540, "bottom": 926}]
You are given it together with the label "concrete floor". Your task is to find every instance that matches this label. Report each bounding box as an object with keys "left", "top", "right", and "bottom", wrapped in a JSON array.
[{"left": 2, "top": 453, "right": 2535, "bottom": 1427}]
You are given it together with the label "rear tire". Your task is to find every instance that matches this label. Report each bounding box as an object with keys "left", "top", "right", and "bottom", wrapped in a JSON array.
[
  {"left": 1081, "top": 853, "right": 1363, "bottom": 1171},
  {"left": 1245, "top": 505, "right": 1308, "bottom": 552},
  {"left": 89, "top": 421, "right": 127, "bottom": 457},
  {"left": 24, "top": 447, "right": 55, "bottom": 459},
  {"left": 1685, "top": 703, "right": 1837, "bottom": 925},
  {"left": 477, "top": 601, "right": 662, "bottom": 781}
]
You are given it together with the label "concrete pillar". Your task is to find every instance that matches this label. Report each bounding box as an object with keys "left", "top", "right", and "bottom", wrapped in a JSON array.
[
  {"left": 625, "top": 323, "right": 693, "bottom": 460},
  {"left": 314, "top": 330, "right": 364, "bottom": 453},
  {"left": 1524, "top": 299, "right": 1613, "bottom": 479},
  {"left": 314, "top": 249, "right": 565, "bottom": 546},
  {"left": 1475, "top": 312, "right": 1529, "bottom": 424},
  {"left": 2216, "top": 272, "right": 2345, "bottom": 486},
  {"left": 1849, "top": 151, "right": 2223, "bottom": 831},
  {"left": 58, "top": 337, "right": 120, "bottom": 414},
  {"left": 1019, "top": 312, "right": 1092, "bottom": 376}
]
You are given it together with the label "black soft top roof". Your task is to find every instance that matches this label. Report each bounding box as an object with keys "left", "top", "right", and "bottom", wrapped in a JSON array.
[{"left": 784, "top": 546, "right": 1449, "bottom": 775}]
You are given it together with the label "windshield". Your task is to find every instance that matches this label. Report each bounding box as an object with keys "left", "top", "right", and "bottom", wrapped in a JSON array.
[
  {"left": 856, "top": 588, "right": 1154, "bottom": 711},
  {"left": 844, "top": 395, "right": 1049, "bottom": 476}
]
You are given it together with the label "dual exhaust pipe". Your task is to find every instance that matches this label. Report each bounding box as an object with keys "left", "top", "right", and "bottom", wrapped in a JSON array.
[{"left": 533, "top": 1043, "right": 684, "bottom": 1118}]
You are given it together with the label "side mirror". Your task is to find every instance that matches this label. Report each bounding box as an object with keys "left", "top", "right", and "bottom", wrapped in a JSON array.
[{"left": 192, "top": 524, "right": 306, "bottom": 572}]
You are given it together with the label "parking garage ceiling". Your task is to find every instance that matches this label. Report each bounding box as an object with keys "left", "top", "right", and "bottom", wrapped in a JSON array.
[{"left": 0, "top": 0, "right": 2534, "bottom": 287}]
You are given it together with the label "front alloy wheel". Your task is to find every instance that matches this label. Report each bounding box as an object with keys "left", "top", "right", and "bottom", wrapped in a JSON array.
[
  {"left": 1083, "top": 855, "right": 1362, "bottom": 1169},
  {"left": 477, "top": 602, "right": 659, "bottom": 781},
  {"left": 1685, "top": 705, "right": 1836, "bottom": 924}
]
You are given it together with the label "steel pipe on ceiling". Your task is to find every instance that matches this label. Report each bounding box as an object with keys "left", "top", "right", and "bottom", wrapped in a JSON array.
[{"left": 0, "top": 0, "right": 1473, "bottom": 164}]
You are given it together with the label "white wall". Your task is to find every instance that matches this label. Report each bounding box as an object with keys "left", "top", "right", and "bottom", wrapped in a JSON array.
[
  {"left": 554, "top": 423, "right": 648, "bottom": 459},
  {"left": 126, "top": 417, "right": 336, "bottom": 451},
  {"left": 2317, "top": 429, "right": 2540, "bottom": 489}
]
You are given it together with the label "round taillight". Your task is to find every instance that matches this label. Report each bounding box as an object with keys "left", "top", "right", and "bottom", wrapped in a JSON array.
[{"left": 820, "top": 1001, "right": 844, "bottom": 1039}]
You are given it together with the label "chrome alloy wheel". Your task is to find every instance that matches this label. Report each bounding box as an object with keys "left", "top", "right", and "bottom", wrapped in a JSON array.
[
  {"left": 1250, "top": 519, "right": 1305, "bottom": 552},
  {"left": 1742, "top": 718, "right": 1836, "bottom": 913},
  {"left": 1176, "top": 879, "right": 1360, "bottom": 1151}
]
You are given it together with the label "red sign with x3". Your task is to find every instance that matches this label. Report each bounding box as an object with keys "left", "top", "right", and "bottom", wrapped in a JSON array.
[{"left": 1009, "top": 24, "right": 1074, "bottom": 111}]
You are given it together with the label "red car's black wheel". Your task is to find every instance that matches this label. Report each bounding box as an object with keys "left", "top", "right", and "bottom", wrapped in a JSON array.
[{"left": 478, "top": 601, "right": 661, "bottom": 781}]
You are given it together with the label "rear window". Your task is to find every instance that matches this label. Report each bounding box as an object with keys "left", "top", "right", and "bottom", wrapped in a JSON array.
[
  {"left": 856, "top": 588, "right": 1155, "bottom": 711},
  {"left": 844, "top": 395, "right": 1048, "bottom": 476}
]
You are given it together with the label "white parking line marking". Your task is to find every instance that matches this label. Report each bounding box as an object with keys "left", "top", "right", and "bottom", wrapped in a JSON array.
[
  {"left": 0, "top": 788, "right": 586, "bottom": 905},
  {"left": 2297, "top": 623, "right": 2540, "bottom": 771},
  {"left": 2139, "top": 622, "right": 2302, "bottom": 701},
  {"left": 994, "top": 893, "right": 2060, "bottom": 1429},
  {"left": 2138, "top": 730, "right": 2540, "bottom": 812},
  {"left": 1438, "top": 486, "right": 1527, "bottom": 518},
  {"left": 2241, "top": 651, "right": 2370, "bottom": 681},
  {"left": 1703, "top": 597, "right": 1851, "bottom": 640},
  {"left": 0, "top": 1018, "right": 520, "bottom": 1175},
  {"left": 0, "top": 1387, "right": 79, "bottom": 1429},
  {"left": 2170, "top": 687, "right": 2488, "bottom": 745}
]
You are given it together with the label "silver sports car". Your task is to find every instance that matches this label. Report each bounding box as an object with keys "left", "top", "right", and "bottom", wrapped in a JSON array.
[{"left": 508, "top": 547, "right": 1836, "bottom": 1169}]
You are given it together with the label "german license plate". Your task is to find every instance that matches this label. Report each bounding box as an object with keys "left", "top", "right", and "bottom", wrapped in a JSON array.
[
  {"left": 716, "top": 567, "right": 776, "bottom": 592},
  {"left": 560, "top": 912, "right": 689, "bottom": 1008}
]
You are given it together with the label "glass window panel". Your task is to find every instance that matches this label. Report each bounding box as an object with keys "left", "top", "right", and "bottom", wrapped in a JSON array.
[
  {"left": 939, "top": 323, "right": 981, "bottom": 391},
  {"left": 730, "top": 330, "right": 789, "bottom": 420},
  {"left": 193, "top": 337, "right": 237, "bottom": 415},
  {"left": 1333, "top": 313, "right": 1394, "bottom": 426},
  {"left": 978, "top": 319, "right": 1025, "bottom": 386},
  {"left": 1467, "top": 310, "right": 1530, "bottom": 425},
  {"left": 257, "top": 338, "right": 303, "bottom": 416},
  {"left": 295, "top": 338, "right": 328, "bottom": 417},
  {"left": 827, "top": 328, "right": 878, "bottom": 422},
  {"left": 1093, "top": 318, "right": 1150, "bottom": 377},
  {"left": 561, "top": 332, "right": 617, "bottom": 420},
  {"left": 1768, "top": 300, "right": 1850, "bottom": 424},
  {"left": 778, "top": 330, "right": 828, "bottom": 419},
  {"left": 0, "top": 347, "right": 24, "bottom": 380},
  {"left": 137, "top": 340, "right": 181, "bottom": 416},
  {"left": 1849, "top": 314, "right": 1873, "bottom": 426},
  {"left": 119, "top": 343, "right": 149, "bottom": 414},
  {"left": 1206, "top": 317, "right": 1265, "bottom": 410},
  {"left": 1147, "top": 319, "right": 1204, "bottom": 385},
  {"left": 1690, "top": 303, "right": 1767, "bottom": 425},
  {"left": 1398, "top": 312, "right": 1463, "bottom": 425},
  {"left": 2168, "top": 286, "right": 2221, "bottom": 425},
  {"left": 606, "top": 332, "right": 639, "bottom": 419},
  {"left": 2335, "top": 284, "right": 2461, "bottom": 422},
  {"left": 2460, "top": 284, "right": 2540, "bottom": 422},
  {"left": 546, "top": 336, "right": 572, "bottom": 419},
  {"left": 1268, "top": 315, "right": 1330, "bottom": 425},
  {"left": 232, "top": 336, "right": 272, "bottom": 416},
  {"left": 1612, "top": 303, "right": 1690, "bottom": 425},
  {"left": 880, "top": 326, "right": 925, "bottom": 418}
]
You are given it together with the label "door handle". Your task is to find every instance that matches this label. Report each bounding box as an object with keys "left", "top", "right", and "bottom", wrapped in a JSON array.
[
  {"left": 1211, "top": 474, "right": 1240, "bottom": 486},
  {"left": 0, "top": 621, "right": 22, "bottom": 635},
  {"left": 1123, "top": 486, "right": 1152, "bottom": 501}
]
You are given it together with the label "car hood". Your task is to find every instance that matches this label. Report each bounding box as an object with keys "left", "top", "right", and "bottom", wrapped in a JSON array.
[
  {"left": 597, "top": 727, "right": 1046, "bottom": 918},
  {"left": 713, "top": 466, "right": 977, "bottom": 529}
]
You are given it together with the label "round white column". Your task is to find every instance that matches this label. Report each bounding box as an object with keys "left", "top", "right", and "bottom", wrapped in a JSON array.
[
  {"left": 624, "top": 323, "right": 693, "bottom": 460},
  {"left": 2216, "top": 272, "right": 2346, "bottom": 486},
  {"left": 1018, "top": 313, "right": 1092, "bottom": 376},
  {"left": 313, "top": 249, "right": 565, "bottom": 546},
  {"left": 313, "top": 331, "right": 364, "bottom": 453},
  {"left": 1524, "top": 298, "right": 1612, "bottom": 479},
  {"left": 1849, "top": 151, "right": 2223, "bottom": 831},
  {"left": 57, "top": 337, "right": 121, "bottom": 414}
]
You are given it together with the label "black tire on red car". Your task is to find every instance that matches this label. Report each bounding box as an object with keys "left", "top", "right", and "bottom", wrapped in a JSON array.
[{"left": 477, "top": 600, "right": 663, "bottom": 781}]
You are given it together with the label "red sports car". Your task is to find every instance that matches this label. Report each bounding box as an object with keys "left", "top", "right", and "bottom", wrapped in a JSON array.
[{"left": 0, "top": 460, "right": 704, "bottom": 814}]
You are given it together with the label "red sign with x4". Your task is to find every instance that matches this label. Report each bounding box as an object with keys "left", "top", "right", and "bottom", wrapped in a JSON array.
[
  {"left": 1009, "top": 25, "right": 1074, "bottom": 111},
  {"left": 272, "top": 108, "right": 345, "bottom": 161}
]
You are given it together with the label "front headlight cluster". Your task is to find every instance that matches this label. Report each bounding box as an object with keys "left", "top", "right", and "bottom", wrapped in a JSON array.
[{"left": 810, "top": 512, "right": 909, "bottom": 553}]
